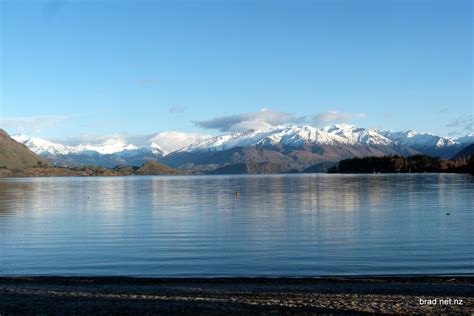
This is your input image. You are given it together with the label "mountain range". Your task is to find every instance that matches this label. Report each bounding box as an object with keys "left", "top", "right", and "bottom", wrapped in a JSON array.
[
  {"left": 12, "top": 125, "right": 474, "bottom": 173},
  {"left": 12, "top": 134, "right": 166, "bottom": 168}
]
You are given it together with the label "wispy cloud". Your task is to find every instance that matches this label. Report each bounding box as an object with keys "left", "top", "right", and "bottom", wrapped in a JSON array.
[
  {"left": 446, "top": 115, "right": 473, "bottom": 133},
  {"left": 43, "top": 0, "right": 67, "bottom": 21},
  {"left": 168, "top": 105, "right": 186, "bottom": 113},
  {"left": 194, "top": 109, "right": 304, "bottom": 132},
  {"left": 0, "top": 115, "right": 67, "bottom": 134},
  {"left": 194, "top": 109, "right": 367, "bottom": 132},
  {"left": 312, "top": 111, "right": 367, "bottom": 126},
  {"left": 148, "top": 131, "right": 211, "bottom": 152},
  {"left": 136, "top": 78, "right": 160, "bottom": 86},
  {"left": 53, "top": 133, "right": 126, "bottom": 147}
]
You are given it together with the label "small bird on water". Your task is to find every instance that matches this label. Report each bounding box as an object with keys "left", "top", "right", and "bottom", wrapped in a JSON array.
[
  {"left": 235, "top": 189, "right": 240, "bottom": 197},
  {"left": 446, "top": 213, "right": 450, "bottom": 216}
]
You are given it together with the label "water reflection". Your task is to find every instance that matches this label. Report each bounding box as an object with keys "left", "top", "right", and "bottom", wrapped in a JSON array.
[{"left": 0, "top": 174, "right": 473, "bottom": 276}]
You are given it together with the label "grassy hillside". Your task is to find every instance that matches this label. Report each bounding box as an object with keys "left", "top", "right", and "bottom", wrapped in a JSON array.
[
  {"left": 0, "top": 129, "right": 49, "bottom": 169},
  {"left": 0, "top": 166, "right": 123, "bottom": 177},
  {"left": 135, "top": 161, "right": 185, "bottom": 175},
  {"left": 0, "top": 162, "right": 184, "bottom": 178}
]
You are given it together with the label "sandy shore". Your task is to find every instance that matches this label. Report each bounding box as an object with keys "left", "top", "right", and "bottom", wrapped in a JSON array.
[{"left": 0, "top": 276, "right": 472, "bottom": 315}]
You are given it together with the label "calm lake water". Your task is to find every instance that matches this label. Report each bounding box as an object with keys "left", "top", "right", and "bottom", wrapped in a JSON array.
[{"left": 0, "top": 174, "right": 473, "bottom": 277}]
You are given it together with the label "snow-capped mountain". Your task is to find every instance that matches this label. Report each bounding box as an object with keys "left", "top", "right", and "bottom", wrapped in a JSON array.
[
  {"left": 162, "top": 124, "right": 423, "bottom": 172},
  {"left": 178, "top": 126, "right": 342, "bottom": 152},
  {"left": 180, "top": 124, "right": 426, "bottom": 153},
  {"left": 180, "top": 125, "right": 393, "bottom": 152},
  {"left": 12, "top": 135, "right": 80, "bottom": 156},
  {"left": 382, "top": 130, "right": 456, "bottom": 148},
  {"left": 321, "top": 125, "right": 393, "bottom": 146},
  {"left": 12, "top": 135, "right": 166, "bottom": 168},
  {"left": 13, "top": 135, "right": 166, "bottom": 156},
  {"left": 74, "top": 139, "right": 138, "bottom": 155},
  {"left": 179, "top": 124, "right": 472, "bottom": 159},
  {"left": 456, "top": 133, "right": 474, "bottom": 144},
  {"left": 382, "top": 130, "right": 470, "bottom": 158},
  {"left": 12, "top": 125, "right": 474, "bottom": 169}
]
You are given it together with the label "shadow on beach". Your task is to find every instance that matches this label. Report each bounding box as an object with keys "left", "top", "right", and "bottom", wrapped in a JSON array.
[{"left": 0, "top": 276, "right": 472, "bottom": 315}]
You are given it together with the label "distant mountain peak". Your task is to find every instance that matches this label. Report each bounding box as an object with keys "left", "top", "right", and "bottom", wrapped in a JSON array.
[
  {"left": 12, "top": 134, "right": 79, "bottom": 155},
  {"left": 457, "top": 133, "right": 474, "bottom": 144},
  {"left": 149, "top": 142, "right": 167, "bottom": 155}
]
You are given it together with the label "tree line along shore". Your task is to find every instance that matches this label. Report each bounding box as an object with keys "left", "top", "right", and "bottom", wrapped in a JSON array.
[{"left": 328, "top": 154, "right": 474, "bottom": 175}]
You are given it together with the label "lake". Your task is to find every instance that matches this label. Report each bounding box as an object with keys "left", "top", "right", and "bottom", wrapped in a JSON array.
[{"left": 0, "top": 174, "right": 472, "bottom": 277}]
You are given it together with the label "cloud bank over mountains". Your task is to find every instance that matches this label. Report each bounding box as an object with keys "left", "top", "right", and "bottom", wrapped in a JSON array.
[
  {"left": 53, "top": 131, "right": 212, "bottom": 154},
  {"left": 312, "top": 111, "right": 368, "bottom": 126},
  {"left": 193, "top": 109, "right": 368, "bottom": 132},
  {"left": 147, "top": 131, "right": 211, "bottom": 153}
]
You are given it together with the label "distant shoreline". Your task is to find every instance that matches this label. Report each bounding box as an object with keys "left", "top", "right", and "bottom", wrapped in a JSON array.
[
  {"left": 1, "top": 154, "right": 472, "bottom": 177},
  {"left": 0, "top": 276, "right": 472, "bottom": 314},
  {"left": 0, "top": 170, "right": 473, "bottom": 178},
  {"left": 0, "top": 171, "right": 473, "bottom": 178}
]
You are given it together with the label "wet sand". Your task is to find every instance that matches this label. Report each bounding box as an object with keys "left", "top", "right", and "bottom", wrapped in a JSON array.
[{"left": 0, "top": 276, "right": 473, "bottom": 315}]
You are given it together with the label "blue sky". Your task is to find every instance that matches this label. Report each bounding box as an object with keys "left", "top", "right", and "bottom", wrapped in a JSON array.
[{"left": 0, "top": 0, "right": 472, "bottom": 141}]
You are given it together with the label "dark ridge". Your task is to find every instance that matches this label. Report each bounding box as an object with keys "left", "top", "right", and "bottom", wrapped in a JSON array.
[{"left": 452, "top": 143, "right": 474, "bottom": 160}]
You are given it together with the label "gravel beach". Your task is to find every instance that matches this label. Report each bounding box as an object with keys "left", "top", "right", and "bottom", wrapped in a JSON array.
[{"left": 0, "top": 276, "right": 472, "bottom": 315}]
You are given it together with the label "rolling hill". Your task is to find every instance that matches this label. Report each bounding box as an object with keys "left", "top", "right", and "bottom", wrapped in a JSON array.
[{"left": 0, "top": 129, "right": 49, "bottom": 169}]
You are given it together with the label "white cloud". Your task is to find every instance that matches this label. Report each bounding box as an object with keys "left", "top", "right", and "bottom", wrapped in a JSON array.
[
  {"left": 168, "top": 105, "right": 186, "bottom": 113},
  {"left": 56, "top": 131, "right": 211, "bottom": 153},
  {"left": 43, "top": 0, "right": 67, "bottom": 20},
  {"left": 57, "top": 134, "right": 128, "bottom": 147},
  {"left": 229, "top": 120, "right": 274, "bottom": 131},
  {"left": 148, "top": 131, "right": 211, "bottom": 152},
  {"left": 0, "top": 115, "right": 67, "bottom": 134},
  {"left": 312, "top": 111, "right": 367, "bottom": 126},
  {"left": 195, "top": 108, "right": 368, "bottom": 131},
  {"left": 446, "top": 115, "right": 473, "bottom": 133},
  {"left": 194, "top": 109, "right": 303, "bottom": 132}
]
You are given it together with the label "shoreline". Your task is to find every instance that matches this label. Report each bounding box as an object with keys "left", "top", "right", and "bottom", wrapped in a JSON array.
[
  {"left": 1, "top": 276, "right": 472, "bottom": 315},
  {"left": 0, "top": 171, "right": 472, "bottom": 178}
]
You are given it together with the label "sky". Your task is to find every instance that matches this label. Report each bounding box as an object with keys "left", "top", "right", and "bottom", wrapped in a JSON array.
[{"left": 0, "top": 0, "right": 472, "bottom": 145}]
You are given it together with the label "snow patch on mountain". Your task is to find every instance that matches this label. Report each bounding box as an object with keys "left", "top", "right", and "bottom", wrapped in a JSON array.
[
  {"left": 148, "top": 131, "right": 212, "bottom": 153},
  {"left": 456, "top": 133, "right": 474, "bottom": 144},
  {"left": 322, "top": 124, "right": 392, "bottom": 146},
  {"left": 382, "top": 130, "right": 457, "bottom": 148},
  {"left": 12, "top": 135, "right": 79, "bottom": 155},
  {"left": 12, "top": 135, "right": 165, "bottom": 157},
  {"left": 74, "top": 138, "right": 139, "bottom": 155},
  {"left": 180, "top": 124, "right": 394, "bottom": 152}
]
